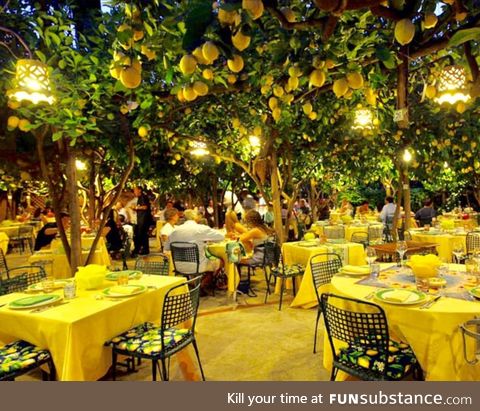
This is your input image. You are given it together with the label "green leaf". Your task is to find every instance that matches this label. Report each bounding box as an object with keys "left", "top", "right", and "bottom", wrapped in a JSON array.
[
  {"left": 35, "top": 50, "right": 46, "bottom": 63},
  {"left": 90, "top": 56, "right": 99, "bottom": 65},
  {"left": 48, "top": 32, "right": 61, "bottom": 46},
  {"left": 183, "top": 0, "right": 214, "bottom": 51},
  {"left": 165, "top": 67, "right": 174, "bottom": 83},
  {"left": 58, "top": 59, "right": 66, "bottom": 69},
  {"left": 144, "top": 21, "right": 154, "bottom": 37},
  {"left": 448, "top": 28, "right": 480, "bottom": 47},
  {"left": 52, "top": 131, "right": 63, "bottom": 141}
]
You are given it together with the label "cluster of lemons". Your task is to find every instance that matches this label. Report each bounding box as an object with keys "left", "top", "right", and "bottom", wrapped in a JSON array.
[{"left": 7, "top": 115, "right": 30, "bottom": 132}]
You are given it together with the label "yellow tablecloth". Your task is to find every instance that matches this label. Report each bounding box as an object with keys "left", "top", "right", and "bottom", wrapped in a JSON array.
[
  {"left": 283, "top": 241, "right": 366, "bottom": 309},
  {"left": 312, "top": 224, "right": 383, "bottom": 241},
  {"left": 207, "top": 241, "right": 238, "bottom": 294},
  {"left": 411, "top": 231, "right": 466, "bottom": 262},
  {"left": 28, "top": 236, "right": 112, "bottom": 278},
  {"left": 0, "top": 232, "right": 8, "bottom": 255},
  {"left": 156, "top": 220, "right": 165, "bottom": 250},
  {"left": 0, "top": 275, "right": 197, "bottom": 381},
  {"left": 324, "top": 266, "right": 480, "bottom": 381},
  {"left": 0, "top": 224, "right": 20, "bottom": 237}
]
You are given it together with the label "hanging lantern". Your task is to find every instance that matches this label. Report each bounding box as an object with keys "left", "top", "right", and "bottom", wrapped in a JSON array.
[
  {"left": 191, "top": 141, "right": 209, "bottom": 156},
  {"left": 353, "top": 108, "right": 374, "bottom": 130},
  {"left": 434, "top": 65, "right": 470, "bottom": 105},
  {"left": 7, "top": 59, "right": 54, "bottom": 105}
]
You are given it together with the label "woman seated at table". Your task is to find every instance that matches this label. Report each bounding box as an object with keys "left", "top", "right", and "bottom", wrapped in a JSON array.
[
  {"left": 34, "top": 212, "right": 70, "bottom": 251},
  {"left": 356, "top": 200, "right": 371, "bottom": 216},
  {"left": 102, "top": 209, "right": 122, "bottom": 252},
  {"left": 339, "top": 198, "right": 354, "bottom": 216},
  {"left": 239, "top": 210, "right": 275, "bottom": 265},
  {"left": 224, "top": 209, "right": 247, "bottom": 239}
]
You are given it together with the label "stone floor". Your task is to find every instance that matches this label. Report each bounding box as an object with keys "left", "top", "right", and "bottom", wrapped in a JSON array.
[{"left": 3, "top": 240, "right": 331, "bottom": 381}]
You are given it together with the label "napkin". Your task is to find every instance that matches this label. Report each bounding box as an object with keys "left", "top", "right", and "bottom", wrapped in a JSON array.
[
  {"left": 11, "top": 295, "right": 54, "bottom": 306},
  {"left": 408, "top": 254, "right": 441, "bottom": 278},
  {"left": 382, "top": 290, "right": 413, "bottom": 303},
  {"left": 340, "top": 265, "right": 370, "bottom": 274},
  {"left": 109, "top": 285, "right": 142, "bottom": 295}
]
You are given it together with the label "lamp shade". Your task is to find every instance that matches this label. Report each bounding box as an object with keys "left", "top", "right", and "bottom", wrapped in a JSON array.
[
  {"left": 353, "top": 108, "right": 373, "bottom": 129},
  {"left": 434, "top": 65, "right": 470, "bottom": 105},
  {"left": 7, "top": 59, "right": 54, "bottom": 105}
]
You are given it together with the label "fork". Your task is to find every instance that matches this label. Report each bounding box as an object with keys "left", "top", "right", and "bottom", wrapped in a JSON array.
[
  {"left": 419, "top": 295, "right": 441, "bottom": 310},
  {"left": 365, "top": 290, "right": 376, "bottom": 300}
]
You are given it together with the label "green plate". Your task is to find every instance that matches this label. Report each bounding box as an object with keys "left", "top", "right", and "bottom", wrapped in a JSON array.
[
  {"left": 374, "top": 288, "right": 426, "bottom": 305},
  {"left": 102, "top": 285, "right": 147, "bottom": 298},
  {"left": 105, "top": 270, "right": 142, "bottom": 281},
  {"left": 9, "top": 294, "right": 62, "bottom": 309},
  {"left": 469, "top": 287, "right": 480, "bottom": 299}
]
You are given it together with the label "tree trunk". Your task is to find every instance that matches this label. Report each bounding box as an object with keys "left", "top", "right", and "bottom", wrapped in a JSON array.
[
  {"left": 66, "top": 148, "right": 82, "bottom": 276},
  {"left": 88, "top": 155, "right": 96, "bottom": 228},
  {"left": 270, "top": 152, "right": 284, "bottom": 243},
  {"left": 212, "top": 176, "right": 219, "bottom": 228}
]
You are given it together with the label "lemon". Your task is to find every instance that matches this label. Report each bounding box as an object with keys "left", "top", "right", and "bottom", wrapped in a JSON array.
[
  {"left": 120, "top": 105, "right": 129, "bottom": 114},
  {"left": 302, "top": 102, "right": 312, "bottom": 115},
  {"left": 171, "top": 159, "right": 177, "bottom": 165},
  {"left": 232, "top": 118, "right": 241, "bottom": 128},
  {"left": 242, "top": 0, "right": 264, "bottom": 20},
  {"left": 365, "top": 87, "right": 377, "bottom": 105},
  {"left": 177, "top": 89, "right": 185, "bottom": 102},
  {"left": 179, "top": 55, "right": 197, "bottom": 75},
  {"left": 140, "top": 46, "right": 156, "bottom": 60},
  {"left": 282, "top": 94, "right": 294, "bottom": 104},
  {"left": 273, "top": 85, "right": 284, "bottom": 97},
  {"left": 193, "top": 81, "right": 209, "bottom": 96},
  {"left": 312, "top": 57, "right": 325, "bottom": 69},
  {"left": 261, "top": 113, "right": 267, "bottom": 123},
  {"left": 227, "top": 54, "right": 244, "bottom": 73},
  {"left": 218, "top": 8, "right": 237, "bottom": 25},
  {"left": 18, "top": 119, "right": 31, "bottom": 131},
  {"left": 7, "top": 115, "right": 19, "bottom": 129},
  {"left": 183, "top": 86, "right": 198, "bottom": 101},
  {"left": 253, "top": 125, "right": 262, "bottom": 136},
  {"left": 423, "top": 13, "right": 438, "bottom": 29},
  {"left": 264, "top": 75, "right": 274, "bottom": 86},
  {"left": 394, "top": 19, "right": 415, "bottom": 45},
  {"left": 346, "top": 72, "right": 364, "bottom": 89},
  {"left": 268, "top": 96, "right": 278, "bottom": 110},
  {"left": 202, "top": 41, "right": 219, "bottom": 63},
  {"left": 281, "top": 7, "right": 296, "bottom": 23},
  {"left": 309, "top": 69, "right": 326, "bottom": 88},
  {"left": 227, "top": 74, "right": 237, "bottom": 84},
  {"left": 308, "top": 111, "right": 317, "bottom": 120},
  {"left": 138, "top": 126, "right": 149, "bottom": 138},
  {"left": 425, "top": 84, "right": 437, "bottom": 99},
  {"left": 117, "top": 24, "right": 134, "bottom": 50},
  {"left": 287, "top": 76, "right": 299, "bottom": 90},
  {"left": 174, "top": 153, "right": 182, "bottom": 161},
  {"left": 109, "top": 62, "right": 121, "bottom": 79},
  {"left": 372, "top": 118, "right": 380, "bottom": 126},
  {"left": 133, "top": 30, "right": 144, "bottom": 41},
  {"left": 333, "top": 78, "right": 349, "bottom": 97},
  {"left": 113, "top": 51, "right": 127, "bottom": 62},
  {"left": 232, "top": 30, "right": 251, "bottom": 51},
  {"left": 272, "top": 107, "right": 281, "bottom": 121},
  {"left": 344, "top": 89, "right": 353, "bottom": 99},
  {"left": 193, "top": 47, "right": 211, "bottom": 65},
  {"left": 325, "top": 59, "right": 335, "bottom": 69},
  {"left": 120, "top": 63, "right": 142, "bottom": 88},
  {"left": 288, "top": 66, "right": 302, "bottom": 77},
  {"left": 260, "top": 85, "right": 270, "bottom": 94},
  {"left": 202, "top": 68, "right": 214, "bottom": 80},
  {"left": 8, "top": 100, "right": 21, "bottom": 109},
  {"left": 456, "top": 101, "right": 467, "bottom": 113}
]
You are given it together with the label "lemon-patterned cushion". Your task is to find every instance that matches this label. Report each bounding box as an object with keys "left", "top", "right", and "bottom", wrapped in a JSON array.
[
  {"left": 0, "top": 340, "right": 51, "bottom": 378},
  {"left": 338, "top": 338, "right": 417, "bottom": 380},
  {"left": 105, "top": 323, "right": 191, "bottom": 355},
  {"left": 272, "top": 263, "right": 305, "bottom": 277}
]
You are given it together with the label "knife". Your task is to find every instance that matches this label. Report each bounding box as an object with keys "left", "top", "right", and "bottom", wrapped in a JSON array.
[{"left": 420, "top": 295, "right": 441, "bottom": 309}]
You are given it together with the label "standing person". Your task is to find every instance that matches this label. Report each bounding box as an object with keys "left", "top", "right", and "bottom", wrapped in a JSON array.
[
  {"left": 130, "top": 186, "right": 152, "bottom": 256},
  {"left": 415, "top": 199, "right": 437, "bottom": 227}
]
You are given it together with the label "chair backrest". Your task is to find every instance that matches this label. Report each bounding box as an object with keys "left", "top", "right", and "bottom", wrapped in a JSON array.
[
  {"left": 6, "top": 266, "right": 46, "bottom": 287},
  {"left": 170, "top": 242, "right": 200, "bottom": 275},
  {"left": 310, "top": 253, "right": 342, "bottom": 301},
  {"left": 324, "top": 226, "right": 345, "bottom": 239},
  {"left": 0, "top": 275, "right": 29, "bottom": 295},
  {"left": 135, "top": 253, "right": 169, "bottom": 275},
  {"left": 368, "top": 226, "right": 383, "bottom": 242},
  {"left": 321, "top": 293, "right": 390, "bottom": 379},
  {"left": 0, "top": 248, "right": 9, "bottom": 279},
  {"left": 161, "top": 276, "right": 202, "bottom": 346},
  {"left": 18, "top": 225, "right": 34, "bottom": 236},
  {"left": 351, "top": 232, "right": 369, "bottom": 246},
  {"left": 466, "top": 232, "right": 480, "bottom": 254},
  {"left": 263, "top": 239, "right": 281, "bottom": 268}
]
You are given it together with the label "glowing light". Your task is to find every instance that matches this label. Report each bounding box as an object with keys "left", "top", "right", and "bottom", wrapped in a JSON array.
[
  {"left": 191, "top": 142, "right": 209, "bottom": 156},
  {"left": 7, "top": 59, "right": 54, "bottom": 105},
  {"left": 434, "top": 65, "right": 470, "bottom": 105},
  {"left": 353, "top": 109, "right": 374, "bottom": 129},
  {"left": 444, "top": 161, "right": 449, "bottom": 169},
  {"left": 403, "top": 149, "right": 412, "bottom": 162},
  {"left": 249, "top": 135, "right": 261, "bottom": 147},
  {"left": 75, "top": 160, "right": 87, "bottom": 171}
]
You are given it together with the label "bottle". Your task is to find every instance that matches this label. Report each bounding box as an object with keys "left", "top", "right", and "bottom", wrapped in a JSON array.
[{"left": 64, "top": 279, "right": 76, "bottom": 299}]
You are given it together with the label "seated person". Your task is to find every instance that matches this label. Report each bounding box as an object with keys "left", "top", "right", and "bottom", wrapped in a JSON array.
[
  {"left": 102, "top": 210, "right": 123, "bottom": 252},
  {"left": 160, "top": 208, "right": 179, "bottom": 246},
  {"left": 356, "top": 200, "right": 370, "bottom": 216},
  {"left": 415, "top": 199, "right": 437, "bottom": 227},
  {"left": 317, "top": 198, "right": 330, "bottom": 221},
  {"left": 339, "top": 198, "right": 354, "bottom": 216},
  {"left": 34, "top": 212, "right": 70, "bottom": 251},
  {"left": 239, "top": 210, "right": 276, "bottom": 266},
  {"left": 224, "top": 208, "right": 247, "bottom": 239}
]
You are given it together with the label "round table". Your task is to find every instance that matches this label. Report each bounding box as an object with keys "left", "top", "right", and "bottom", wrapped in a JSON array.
[{"left": 410, "top": 230, "right": 466, "bottom": 262}]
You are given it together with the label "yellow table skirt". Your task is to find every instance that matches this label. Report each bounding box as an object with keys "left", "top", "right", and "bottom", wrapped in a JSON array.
[
  {"left": 0, "top": 275, "right": 197, "bottom": 381},
  {"left": 0, "top": 232, "right": 8, "bottom": 255},
  {"left": 322, "top": 266, "right": 480, "bottom": 381},
  {"left": 411, "top": 231, "right": 466, "bottom": 262},
  {"left": 283, "top": 241, "right": 366, "bottom": 309}
]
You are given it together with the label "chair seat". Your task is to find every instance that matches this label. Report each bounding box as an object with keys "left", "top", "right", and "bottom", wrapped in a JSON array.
[
  {"left": 105, "top": 322, "right": 192, "bottom": 356},
  {"left": 271, "top": 263, "right": 305, "bottom": 277},
  {"left": 337, "top": 339, "right": 417, "bottom": 380},
  {"left": 0, "top": 340, "right": 51, "bottom": 378}
]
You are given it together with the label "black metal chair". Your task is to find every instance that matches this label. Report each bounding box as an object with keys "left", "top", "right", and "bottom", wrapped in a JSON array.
[
  {"left": 368, "top": 225, "right": 384, "bottom": 245},
  {"left": 310, "top": 253, "right": 343, "bottom": 353},
  {"left": 383, "top": 216, "right": 395, "bottom": 242},
  {"left": 170, "top": 242, "right": 203, "bottom": 279},
  {"left": 9, "top": 225, "right": 34, "bottom": 254},
  {"left": 105, "top": 276, "right": 205, "bottom": 381},
  {"left": 351, "top": 232, "right": 369, "bottom": 248},
  {"left": 0, "top": 340, "right": 56, "bottom": 381},
  {"left": 324, "top": 226, "right": 345, "bottom": 240},
  {"left": 135, "top": 253, "right": 170, "bottom": 276},
  {"left": 321, "top": 293, "right": 423, "bottom": 381},
  {"left": 466, "top": 232, "right": 480, "bottom": 257},
  {"left": 264, "top": 242, "right": 305, "bottom": 310}
]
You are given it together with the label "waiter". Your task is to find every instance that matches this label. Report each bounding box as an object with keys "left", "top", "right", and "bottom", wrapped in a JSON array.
[{"left": 130, "top": 186, "right": 152, "bottom": 256}]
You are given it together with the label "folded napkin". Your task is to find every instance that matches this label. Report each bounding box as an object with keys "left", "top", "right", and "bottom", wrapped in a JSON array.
[
  {"left": 109, "top": 285, "right": 142, "bottom": 295},
  {"left": 382, "top": 290, "right": 413, "bottom": 303},
  {"left": 12, "top": 295, "right": 55, "bottom": 306},
  {"left": 340, "top": 265, "right": 370, "bottom": 274}
]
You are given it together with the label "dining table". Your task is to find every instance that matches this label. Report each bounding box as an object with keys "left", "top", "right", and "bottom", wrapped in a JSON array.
[
  {"left": 28, "top": 236, "right": 112, "bottom": 278},
  {"left": 283, "top": 240, "right": 366, "bottom": 309},
  {"left": 0, "top": 232, "right": 8, "bottom": 255},
  {"left": 0, "top": 274, "right": 200, "bottom": 381},
  {"left": 410, "top": 228, "right": 467, "bottom": 262},
  {"left": 323, "top": 263, "right": 480, "bottom": 381}
]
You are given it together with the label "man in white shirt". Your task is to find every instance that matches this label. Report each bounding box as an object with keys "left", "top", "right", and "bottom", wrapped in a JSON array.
[
  {"left": 379, "top": 196, "right": 397, "bottom": 224},
  {"left": 164, "top": 209, "right": 224, "bottom": 274}
]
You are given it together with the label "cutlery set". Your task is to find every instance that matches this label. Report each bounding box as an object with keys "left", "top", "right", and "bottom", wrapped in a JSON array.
[
  {"left": 418, "top": 295, "right": 442, "bottom": 309},
  {"left": 30, "top": 301, "right": 70, "bottom": 313}
]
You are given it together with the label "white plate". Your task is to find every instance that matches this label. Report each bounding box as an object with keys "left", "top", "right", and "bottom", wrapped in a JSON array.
[
  {"left": 9, "top": 294, "right": 62, "bottom": 310},
  {"left": 374, "top": 288, "right": 426, "bottom": 305},
  {"left": 101, "top": 285, "right": 147, "bottom": 298}
]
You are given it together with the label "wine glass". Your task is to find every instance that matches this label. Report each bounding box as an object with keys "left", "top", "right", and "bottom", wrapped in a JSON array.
[
  {"left": 396, "top": 240, "right": 407, "bottom": 267},
  {"left": 366, "top": 247, "right": 377, "bottom": 269},
  {"left": 452, "top": 242, "right": 464, "bottom": 264}
]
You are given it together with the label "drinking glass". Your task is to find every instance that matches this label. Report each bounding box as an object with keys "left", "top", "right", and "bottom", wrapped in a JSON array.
[
  {"left": 396, "top": 241, "right": 407, "bottom": 267},
  {"left": 42, "top": 276, "right": 55, "bottom": 293},
  {"left": 415, "top": 277, "right": 430, "bottom": 293},
  {"left": 366, "top": 247, "right": 377, "bottom": 273},
  {"left": 452, "top": 242, "right": 464, "bottom": 264},
  {"left": 117, "top": 272, "right": 129, "bottom": 285}
]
